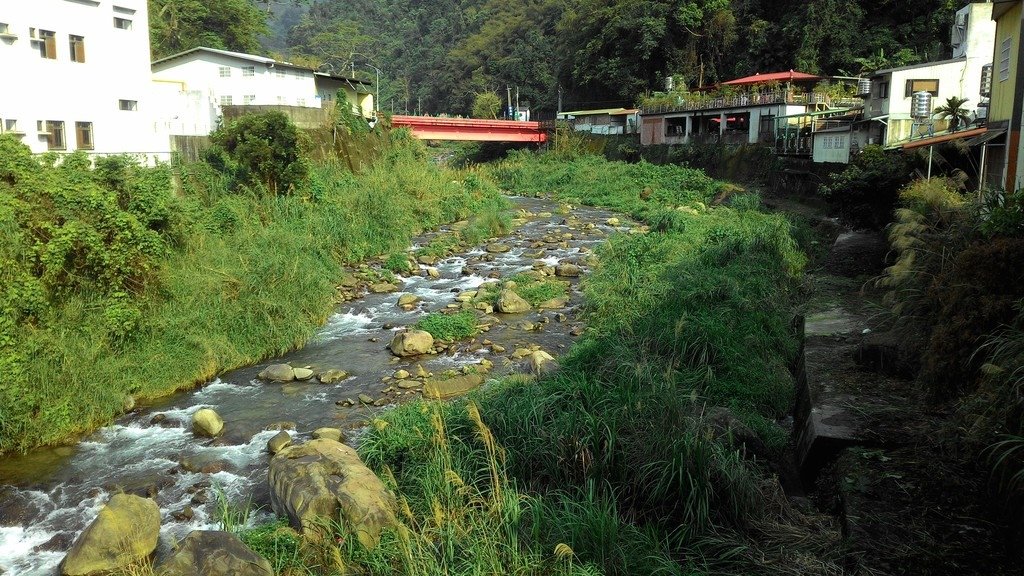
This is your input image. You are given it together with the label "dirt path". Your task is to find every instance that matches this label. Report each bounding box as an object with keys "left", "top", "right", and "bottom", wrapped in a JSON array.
[{"left": 769, "top": 190, "right": 1018, "bottom": 575}]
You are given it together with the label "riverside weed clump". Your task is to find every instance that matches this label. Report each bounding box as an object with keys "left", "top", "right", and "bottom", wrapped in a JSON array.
[{"left": 0, "top": 123, "right": 506, "bottom": 453}]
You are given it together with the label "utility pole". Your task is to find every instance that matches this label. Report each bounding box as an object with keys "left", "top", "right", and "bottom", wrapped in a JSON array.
[
  {"left": 515, "top": 86, "right": 520, "bottom": 121},
  {"left": 506, "top": 85, "right": 512, "bottom": 120},
  {"left": 557, "top": 85, "right": 563, "bottom": 115}
]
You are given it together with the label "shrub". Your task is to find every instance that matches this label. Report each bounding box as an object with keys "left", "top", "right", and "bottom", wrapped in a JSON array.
[
  {"left": 414, "top": 310, "right": 477, "bottom": 341},
  {"left": 820, "top": 145, "right": 912, "bottom": 229},
  {"left": 209, "top": 111, "right": 309, "bottom": 195}
]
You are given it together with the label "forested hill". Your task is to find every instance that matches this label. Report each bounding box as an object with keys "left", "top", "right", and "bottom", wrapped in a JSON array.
[{"left": 150, "top": 0, "right": 960, "bottom": 116}]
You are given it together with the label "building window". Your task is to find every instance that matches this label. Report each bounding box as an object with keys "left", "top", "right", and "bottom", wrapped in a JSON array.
[
  {"left": 243, "top": 95, "right": 256, "bottom": 105},
  {"left": 44, "top": 120, "right": 65, "bottom": 150},
  {"left": 297, "top": 98, "right": 306, "bottom": 106},
  {"left": 220, "top": 95, "right": 233, "bottom": 106},
  {"left": 118, "top": 99, "right": 138, "bottom": 111},
  {"left": 113, "top": 17, "right": 132, "bottom": 30},
  {"left": 242, "top": 66, "right": 255, "bottom": 77},
  {"left": 277, "top": 96, "right": 286, "bottom": 104},
  {"left": 3, "top": 119, "right": 19, "bottom": 133},
  {"left": 218, "top": 66, "right": 231, "bottom": 78},
  {"left": 75, "top": 122, "right": 94, "bottom": 150},
  {"left": 276, "top": 69, "right": 285, "bottom": 79},
  {"left": 294, "top": 71, "right": 303, "bottom": 80},
  {"left": 0, "top": 23, "right": 9, "bottom": 34},
  {"left": 32, "top": 29, "right": 57, "bottom": 59},
  {"left": 905, "top": 79, "right": 939, "bottom": 97},
  {"left": 1000, "top": 37, "right": 1012, "bottom": 82},
  {"left": 876, "top": 81, "right": 889, "bottom": 99},
  {"left": 69, "top": 35, "right": 86, "bottom": 63}
]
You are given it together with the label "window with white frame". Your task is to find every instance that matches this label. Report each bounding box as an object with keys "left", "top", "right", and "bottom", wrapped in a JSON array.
[
  {"left": 113, "top": 17, "right": 132, "bottom": 30},
  {"left": 218, "top": 66, "right": 231, "bottom": 78},
  {"left": 0, "top": 23, "right": 10, "bottom": 34},
  {"left": 118, "top": 99, "right": 138, "bottom": 111},
  {"left": 297, "top": 98, "right": 306, "bottom": 106},
  {"left": 242, "top": 66, "right": 255, "bottom": 77},
  {"left": 243, "top": 95, "right": 256, "bottom": 104},
  {"left": 1000, "top": 37, "right": 1012, "bottom": 82},
  {"left": 276, "top": 69, "right": 285, "bottom": 79},
  {"left": 277, "top": 96, "right": 286, "bottom": 104},
  {"left": 220, "top": 95, "right": 233, "bottom": 106}
]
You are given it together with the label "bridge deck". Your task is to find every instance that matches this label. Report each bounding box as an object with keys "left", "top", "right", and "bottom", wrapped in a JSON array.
[{"left": 390, "top": 115, "right": 548, "bottom": 143}]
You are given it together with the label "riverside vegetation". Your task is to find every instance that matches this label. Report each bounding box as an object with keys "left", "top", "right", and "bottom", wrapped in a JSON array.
[
  {"left": 0, "top": 116, "right": 510, "bottom": 454},
  {"left": 217, "top": 152, "right": 845, "bottom": 574}
]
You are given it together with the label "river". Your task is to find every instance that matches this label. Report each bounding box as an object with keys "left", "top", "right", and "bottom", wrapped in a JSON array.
[{"left": 0, "top": 196, "right": 626, "bottom": 575}]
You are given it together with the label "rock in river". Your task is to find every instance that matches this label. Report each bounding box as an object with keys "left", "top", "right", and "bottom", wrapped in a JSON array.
[
  {"left": 192, "top": 408, "right": 224, "bottom": 438},
  {"left": 496, "top": 289, "right": 531, "bottom": 314},
  {"left": 389, "top": 330, "right": 435, "bottom": 357},
  {"left": 319, "top": 369, "right": 350, "bottom": 384},
  {"left": 485, "top": 243, "right": 511, "bottom": 253},
  {"left": 258, "top": 364, "right": 295, "bottom": 382},
  {"left": 154, "top": 530, "right": 272, "bottom": 576},
  {"left": 423, "top": 374, "right": 485, "bottom": 399},
  {"left": 312, "top": 427, "right": 344, "bottom": 442},
  {"left": 269, "top": 439, "right": 397, "bottom": 550},
  {"left": 267, "top": 431, "right": 292, "bottom": 455},
  {"left": 555, "top": 263, "right": 581, "bottom": 277},
  {"left": 60, "top": 494, "right": 160, "bottom": 576},
  {"left": 292, "top": 368, "right": 315, "bottom": 381}
]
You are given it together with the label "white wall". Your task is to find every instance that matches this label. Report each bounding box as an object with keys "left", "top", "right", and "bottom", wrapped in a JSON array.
[
  {"left": 152, "top": 51, "right": 322, "bottom": 111},
  {"left": 0, "top": 0, "right": 169, "bottom": 161}
]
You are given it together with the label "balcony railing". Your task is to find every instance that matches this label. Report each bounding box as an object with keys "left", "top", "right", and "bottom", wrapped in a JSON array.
[{"left": 641, "top": 91, "right": 861, "bottom": 115}]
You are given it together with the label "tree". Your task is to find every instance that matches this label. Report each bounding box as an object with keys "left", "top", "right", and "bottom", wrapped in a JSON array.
[
  {"left": 149, "top": 0, "right": 268, "bottom": 58},
  {"left": 208, "top": 112, "right": 308, "bottom": 195},
  {"left": 472, "top": 92, "right": 502, "bottom": 119},
  {"left": 934, "top": 96, "right": 971, "bottom": 132}
]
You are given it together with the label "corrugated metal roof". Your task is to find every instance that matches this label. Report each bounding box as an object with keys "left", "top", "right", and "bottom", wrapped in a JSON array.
[{"left": 901, "top": 126, "right": 987, "bottom": 149}]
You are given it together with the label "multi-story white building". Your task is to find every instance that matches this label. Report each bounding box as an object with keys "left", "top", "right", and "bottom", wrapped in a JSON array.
[
  {"left": 0, "top": 0, "right": 168, "bottom": 160},
  {"left": 150, "top": 47, "right": 375, "bottom": 136}
]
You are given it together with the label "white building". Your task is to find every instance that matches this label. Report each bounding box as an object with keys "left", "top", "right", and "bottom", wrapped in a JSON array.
[
  {"left": 151, "top": 47, "right": 375, "bottom": 136},
  {"left": 860, "top": 2, "right": 995, "bottom": 148},
  {"left": 0, "top": 0, "right": 169, "bottom": 160}
]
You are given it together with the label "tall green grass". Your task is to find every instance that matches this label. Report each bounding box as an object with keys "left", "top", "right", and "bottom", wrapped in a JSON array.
[
  {"left": 0, "top": 134, "right": 508, "bottom": 453},
  {"left": 345, "top": 153, "right": 821, "bottom": 573}
]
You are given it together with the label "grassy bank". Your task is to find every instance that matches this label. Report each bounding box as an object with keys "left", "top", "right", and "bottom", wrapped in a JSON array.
[
  {"left": 233, "top": 153, "right": 839, "bottom": 574},
  {"left": 0, "top": 131, "right": 508, "bottom": 454}
]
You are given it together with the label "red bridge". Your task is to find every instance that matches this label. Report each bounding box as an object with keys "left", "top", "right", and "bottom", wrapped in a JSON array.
[{"left": 390, "top": 115, "right": 548, "bottom": 143}]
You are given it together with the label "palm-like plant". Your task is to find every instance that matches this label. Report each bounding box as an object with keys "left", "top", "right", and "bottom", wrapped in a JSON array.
[{"left": 934, "top": 96, "right": 971, "bottom": 132}]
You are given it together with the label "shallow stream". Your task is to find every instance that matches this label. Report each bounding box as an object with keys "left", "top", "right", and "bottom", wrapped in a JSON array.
[{"left": 0, "top": 197, "right": 626, "bottom": 575}]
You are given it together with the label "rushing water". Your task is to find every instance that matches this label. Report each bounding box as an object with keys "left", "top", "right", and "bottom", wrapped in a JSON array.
[{"left": 0, "top": 197, "right": 626, "bottom": 574}]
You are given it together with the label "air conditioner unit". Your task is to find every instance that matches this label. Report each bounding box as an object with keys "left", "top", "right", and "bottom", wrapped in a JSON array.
[{"left": 976, "top": 105, "right": 989, "bottom": 120}]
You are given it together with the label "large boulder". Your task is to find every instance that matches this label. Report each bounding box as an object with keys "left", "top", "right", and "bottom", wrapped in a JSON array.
[
  {"left": 269, "top": 439, "right": 397, "bottom": 550},
  {"left": 389, "top": 330, "right": 435, "bottom": 357},
  {"left": 554, "top": 263, "right": 581, "bottom": 277},
  {"left": 154, "top": 531, "right": 272, "bottom": 576},
  {"left": 496, "top": 289, "right": 531, "bottom": 314},
  {"left": 192, "top": 409, "right": 224, "bottom": 438},
  {"left": 60, "top": 494, "right": 160, "bottom": 576},
  {"left": 423, "top": 374, "right": 485, "bottom": 399},
  {"left": 258, "top": 364, "right": 295, "bottom": 382}
]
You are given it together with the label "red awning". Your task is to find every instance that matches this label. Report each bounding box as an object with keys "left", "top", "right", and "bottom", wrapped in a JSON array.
[{"left": 722, "top": 70, "right": 821, "bottom": 86}]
